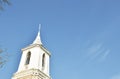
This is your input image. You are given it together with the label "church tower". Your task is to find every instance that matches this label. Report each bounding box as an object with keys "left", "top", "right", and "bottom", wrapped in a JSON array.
[{"left": 12, "top": 26, "right": 51, "bottom": 79}]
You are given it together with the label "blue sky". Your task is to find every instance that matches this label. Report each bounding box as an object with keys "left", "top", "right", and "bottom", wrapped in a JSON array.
[{"left": 0, "top": 0, "right": 120, "bottom": 79}]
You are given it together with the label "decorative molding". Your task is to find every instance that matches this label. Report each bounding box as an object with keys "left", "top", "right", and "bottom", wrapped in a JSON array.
[
  {"left": 21, "top": 44, "right": 51, "bottom": 56},
  {"left": 12, "top": 69, "right": 51, "bottom": 79}
]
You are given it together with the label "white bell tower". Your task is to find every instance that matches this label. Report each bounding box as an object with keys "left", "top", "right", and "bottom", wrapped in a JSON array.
[{"left": 12, "top": 25, "right": 51, "bottom": 79}]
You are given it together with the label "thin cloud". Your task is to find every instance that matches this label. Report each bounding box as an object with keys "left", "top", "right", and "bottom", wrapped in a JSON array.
[
  {"left": 83, "top": 42, "right": 110, "bottom": 62},
  {"left": 111, "top": 74, "right": 120, "bottom": 79},
  {"left": 87, "top": 43, "right": 103, "bottom": 55},
  {"left": 84, "top": 43, "right": 103, "bottom": 59},
  {"left": 98, "top": 49, "right": 110, "bottom": 62}
]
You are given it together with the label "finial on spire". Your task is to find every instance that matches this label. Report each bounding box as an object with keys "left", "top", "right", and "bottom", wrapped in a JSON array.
[
  {"left": 39, "top": 24, "right": 41, "bottom": 33},
  {"left": 33, "top": 24, "right": 42, "bottom": 44}
]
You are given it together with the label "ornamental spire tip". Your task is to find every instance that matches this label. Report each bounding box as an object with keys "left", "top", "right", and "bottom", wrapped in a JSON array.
[{"left": 33, "top": 24, "right": 42, "bottom": 44}]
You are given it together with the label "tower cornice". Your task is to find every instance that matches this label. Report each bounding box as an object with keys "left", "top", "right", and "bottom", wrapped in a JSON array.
[
  {"left": 12, "top": 69, "right": 51, "bottom": 79},
  {"left": 21, "top": 44, "right": 51, "bottom": 56}
]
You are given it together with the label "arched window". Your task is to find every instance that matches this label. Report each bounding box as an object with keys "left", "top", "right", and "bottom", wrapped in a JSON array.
[
  {"left": 42, "top": 53, "right": 45, "bottom": 69},
  {"left": 25, "top": 51, "right": 31, "bottom": 65}
]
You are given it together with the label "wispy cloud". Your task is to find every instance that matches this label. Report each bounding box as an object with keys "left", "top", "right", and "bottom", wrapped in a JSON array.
[
  {"left": 82, "top": 42, "right": 110, "bottom": 62},
  {"left": 111, "top": 74, "right": 120, "bottom": 79},
  {"left": 98, "top": 49, "right": 110, "bottom": 62}
]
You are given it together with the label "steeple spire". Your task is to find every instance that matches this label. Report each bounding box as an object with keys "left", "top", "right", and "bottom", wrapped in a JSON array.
[{"left": 33, "top": 24, "right": 42, "bottom": 44}]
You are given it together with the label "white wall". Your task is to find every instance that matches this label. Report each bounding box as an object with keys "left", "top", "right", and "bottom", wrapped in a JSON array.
[{"left": 17, "top": 45, "right": 50, "bottom": 76}]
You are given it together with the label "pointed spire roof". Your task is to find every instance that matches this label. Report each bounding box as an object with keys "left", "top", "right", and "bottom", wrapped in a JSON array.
[{"left": 33, "top": 24, "right": 42, "bottom": 44}]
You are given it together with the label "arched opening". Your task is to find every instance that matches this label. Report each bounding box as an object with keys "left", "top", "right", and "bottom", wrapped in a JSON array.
[
  {"left": 25, "top": 51, "right": 31, "bottom": 65},
  {"left": 42, "top": 53, "right": 45, "bottom": 69}
]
